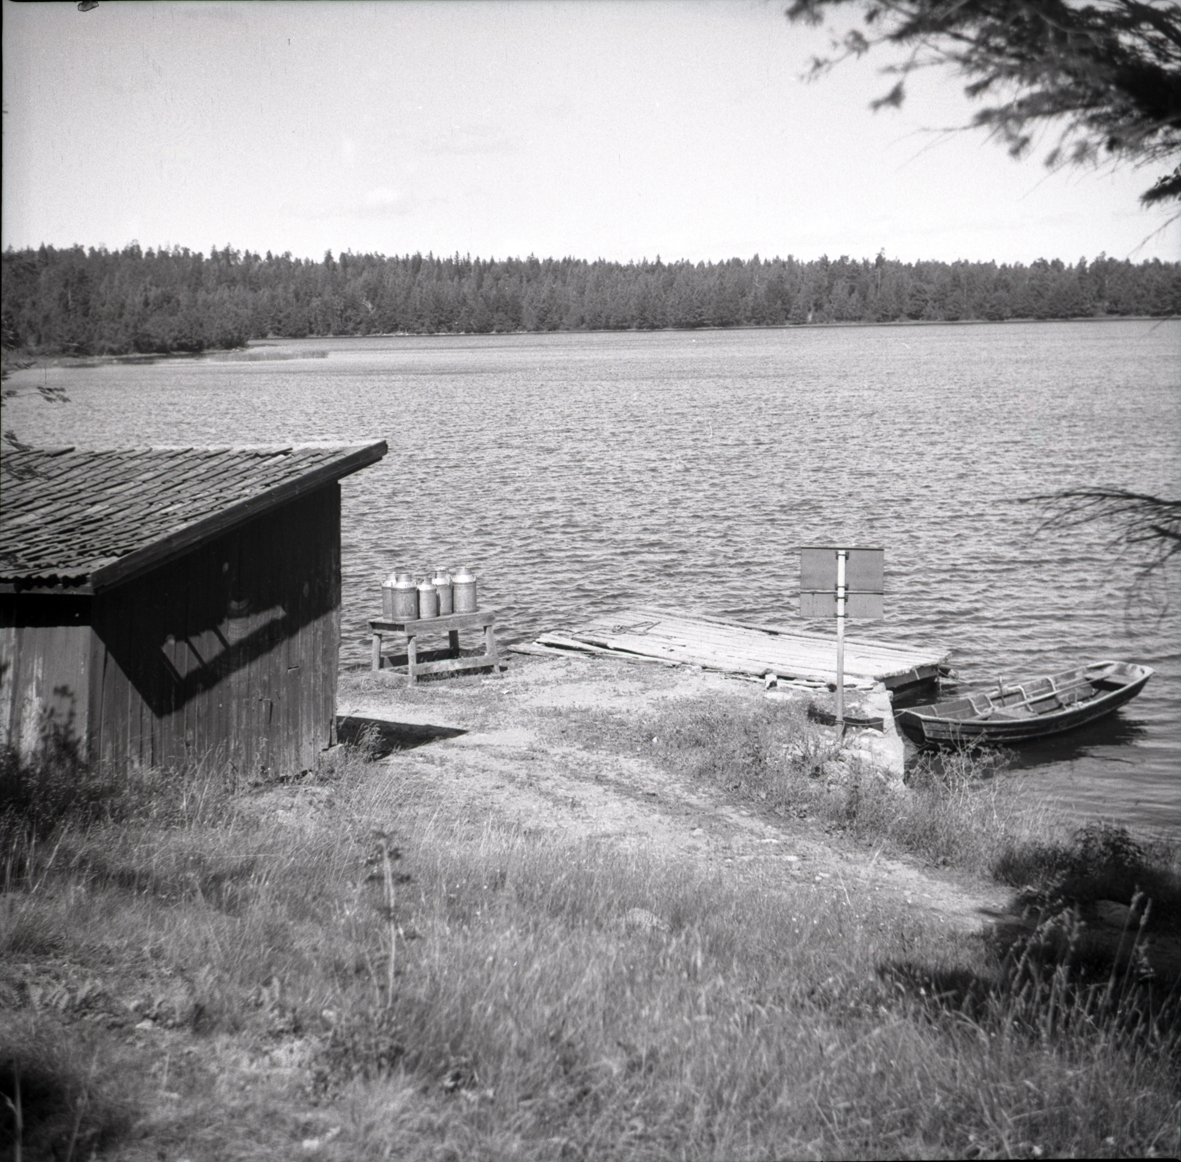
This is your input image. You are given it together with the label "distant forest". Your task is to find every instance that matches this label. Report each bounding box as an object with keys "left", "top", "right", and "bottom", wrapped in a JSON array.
[{"left": 3, "top": 243, "right": 1179, "bottom": 356}]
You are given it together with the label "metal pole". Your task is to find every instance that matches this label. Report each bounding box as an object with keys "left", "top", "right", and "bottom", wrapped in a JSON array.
[{"left": 835, "top": 549, "right": 847, "bottom": 732}]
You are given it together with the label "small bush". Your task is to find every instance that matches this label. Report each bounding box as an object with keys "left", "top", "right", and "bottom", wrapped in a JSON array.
[
  {"left": 993, "top": 821, "right": 1181, "bottom": 930},
  {"left": 0, "top": 724, "right": 105, "bottom": 840},
  {"left": 318, "top": 1004, "right": 406, "bottom": 1090},
  {"left": 0, "top": 733, "right": 249, "bottom": 842},
  {"left": 1, "top": 1018, "right": 139, "bottom": 1161}
]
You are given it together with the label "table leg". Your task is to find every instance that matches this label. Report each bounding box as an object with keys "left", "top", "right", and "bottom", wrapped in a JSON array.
[
  {"left": 484, "top": 623, "right": 498, "bottom": 671},
  {"left": 448, "top": 629, "right": 460, "bottom": 657},
  {"left": 371, "top": 632, "right": 382, "bottom": 671},
  {"left": 407, "top": 633, "right": 418, "bottom": 684}
]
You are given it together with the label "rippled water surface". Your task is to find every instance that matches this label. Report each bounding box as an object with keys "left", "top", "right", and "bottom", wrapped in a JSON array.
[{"left": 7, "top": 321, "right": 1179, "bottom": 828}]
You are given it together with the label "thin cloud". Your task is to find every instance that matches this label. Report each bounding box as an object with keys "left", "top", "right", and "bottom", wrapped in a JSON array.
[
  {"left": 283, "top": 188, "right": 419, "bottom": 222},
  {"left": 359, "top": 188, "right": 416, "bottom": 217},
  {"left": 417, "top": 123, "right": 516, "bottom": 156}
]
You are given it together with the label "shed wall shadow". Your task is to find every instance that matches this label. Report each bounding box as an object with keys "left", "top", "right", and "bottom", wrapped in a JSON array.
[{"left": 87, "top": 483, "right": 342, "bottom": 774}]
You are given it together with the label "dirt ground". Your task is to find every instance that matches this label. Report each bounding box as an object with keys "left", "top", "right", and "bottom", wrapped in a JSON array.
[{"left": 337, "top": 652, "right": 1014, "bottom": 937}]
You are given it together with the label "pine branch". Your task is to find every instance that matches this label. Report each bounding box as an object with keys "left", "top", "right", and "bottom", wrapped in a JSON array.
[{"left": 1022, "top": 486, "right": 1181, "bottom": 558}]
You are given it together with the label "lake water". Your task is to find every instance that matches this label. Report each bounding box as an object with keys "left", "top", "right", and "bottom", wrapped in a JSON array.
[{"left": 5, "top": 320, "right": 1179, "bottom": 830}]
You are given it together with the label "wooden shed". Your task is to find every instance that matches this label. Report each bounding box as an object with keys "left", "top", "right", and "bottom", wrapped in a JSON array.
[{"left": 0, "top": 441, "right": 386, "bottom": 776}]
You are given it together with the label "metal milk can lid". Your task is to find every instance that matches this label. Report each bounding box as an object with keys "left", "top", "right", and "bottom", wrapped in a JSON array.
[{"left": 452, "top": 567, "right": 475, "bottom": 583}]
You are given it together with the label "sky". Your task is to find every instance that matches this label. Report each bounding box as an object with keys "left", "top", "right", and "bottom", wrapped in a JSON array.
[{"left": 4, "top": 0, "right": 1178, "bottom": 267}]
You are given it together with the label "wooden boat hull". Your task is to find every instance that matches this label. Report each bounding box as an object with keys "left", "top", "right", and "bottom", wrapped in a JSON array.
[{"left": 896, "top": 661, "right": 1153, "bottom": 746}]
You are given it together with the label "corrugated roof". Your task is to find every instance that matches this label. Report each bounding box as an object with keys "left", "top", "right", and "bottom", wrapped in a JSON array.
[{"left": 0, "top": 442, "right": 387, "bottom": 592}]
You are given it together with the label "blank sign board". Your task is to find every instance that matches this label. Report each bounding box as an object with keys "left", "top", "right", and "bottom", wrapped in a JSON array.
[{"left": 799, "top": 547, "right": 884, "bottom": 619}]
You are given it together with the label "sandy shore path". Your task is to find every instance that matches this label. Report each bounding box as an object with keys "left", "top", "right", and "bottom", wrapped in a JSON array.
[{"left": 337, "top": 653, "right": 1013, "bottom": 937}]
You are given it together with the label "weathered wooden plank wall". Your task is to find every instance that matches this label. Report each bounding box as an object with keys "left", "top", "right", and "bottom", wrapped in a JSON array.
[
  {"left": 87, "top": 483, "right": 341, "bottom": 775},
  {"left": 0, "top": 595, "right": 93, "bottom": 757}
]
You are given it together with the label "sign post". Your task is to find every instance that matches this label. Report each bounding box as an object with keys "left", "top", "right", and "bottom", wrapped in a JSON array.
[
  {"left": 835, "top": 549, "right": 847, "bottom": 727},
  {"left": 798, "top": 546, "right": 884, "bottom": 731}
]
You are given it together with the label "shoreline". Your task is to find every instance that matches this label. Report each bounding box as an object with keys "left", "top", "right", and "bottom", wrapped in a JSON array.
[
  {"left": 3, "top": 313, "right": 1175, "bottom": 376},
  {"left": 335, "top": 650, "right": 1172, "bottom": 947}
]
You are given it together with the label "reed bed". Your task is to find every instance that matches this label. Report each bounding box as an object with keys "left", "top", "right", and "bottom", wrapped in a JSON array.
[{"left": 2, "top": 705, "right": 1178, "bottom": 1160}]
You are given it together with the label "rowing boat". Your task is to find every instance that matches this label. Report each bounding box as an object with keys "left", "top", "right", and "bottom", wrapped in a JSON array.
[{"left": 896, "top": 661, "right": 1153, "bottom": 745}]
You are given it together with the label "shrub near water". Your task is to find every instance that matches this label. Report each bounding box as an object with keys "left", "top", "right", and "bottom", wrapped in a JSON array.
[{"left": 994, "top": 820, "right": 1181, "bottom": 912}]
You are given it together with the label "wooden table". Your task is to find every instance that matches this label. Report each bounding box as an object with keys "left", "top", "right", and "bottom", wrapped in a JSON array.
[{"left": 369, "top": 609, "right": 500, "bottom": 683}]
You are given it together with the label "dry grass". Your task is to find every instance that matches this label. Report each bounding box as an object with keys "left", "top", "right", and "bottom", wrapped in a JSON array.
[
  {"left": 594, "top": 694, "right": 1034, "bottom": 875},
  {"left": 623, "top": 695, "right": 1181, "bottom": 949},
  {"left": 1, "top": 703, "right": 1178, "bottom": 1160}
]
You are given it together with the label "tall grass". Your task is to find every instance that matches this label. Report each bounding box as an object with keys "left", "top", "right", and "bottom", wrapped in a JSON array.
[
  {"left": 2, "top": 736, "right": 379, "bottom": 1159},
  {"left": 318, "top": 807, "right": 1178, "bottom": 1159},
  {"left": 0, "top": 727, "right": 243, "bottom": 844},
  {"left": 2, "top": 707, "right": 1178, "bottom": 1159},
  {"left": 623, "top": 695, "right": 1029, "bottom": 874},
  {"left": 620, "top": 694, "right": 1180, "bottom": 899}
]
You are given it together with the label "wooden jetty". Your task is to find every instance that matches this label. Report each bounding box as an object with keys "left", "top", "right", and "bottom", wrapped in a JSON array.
[{"left": 522, "top": 609, "right": 949, "bottom": 693}]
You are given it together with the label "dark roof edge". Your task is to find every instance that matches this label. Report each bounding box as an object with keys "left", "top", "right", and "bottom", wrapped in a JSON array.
[
  {"left": 87, "top": 440, "right": 387, "bottom": 593},
  {"left": 0, "top": 580, "right": 94, "bottom": 596}
]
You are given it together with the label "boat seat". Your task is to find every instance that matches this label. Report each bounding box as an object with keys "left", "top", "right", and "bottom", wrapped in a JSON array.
[
  {"left": 994, "top": 685, "right": 1030, "bottom": 709},
  {"left": 967, "top": 693, "right": 993, "bottom": 716}
]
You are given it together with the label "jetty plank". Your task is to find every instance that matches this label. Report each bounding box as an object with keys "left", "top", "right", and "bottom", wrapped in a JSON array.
[{"left": 531, "top": 609, "right": 948, "bottom": 691}]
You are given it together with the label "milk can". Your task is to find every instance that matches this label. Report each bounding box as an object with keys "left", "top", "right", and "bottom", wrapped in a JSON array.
[
  {"left": 432, "top": 569, "right": 453, "bottom": 615},
  {"left": 391, "top": 574, "right": 418, "bottom": 621},
  {"left": 452, "top": 567, "right": 478, "bottom": 613},
  {"left": 416, "top": 578, "right": 439, "bottom": 620},
  {"left": 381, "top": 572, "right": 399, "bottom": 619}
]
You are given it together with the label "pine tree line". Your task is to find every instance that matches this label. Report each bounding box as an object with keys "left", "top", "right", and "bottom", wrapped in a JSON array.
[{"left": 3, "top": 243, "right": 1178, "bottom": 356}]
